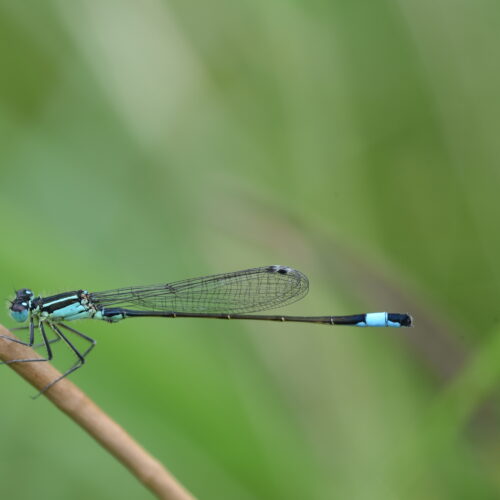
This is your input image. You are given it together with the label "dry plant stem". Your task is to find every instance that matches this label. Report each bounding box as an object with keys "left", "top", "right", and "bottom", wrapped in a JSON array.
[{"left": 0, "top": 324, "right": 196, "bottom": 500}]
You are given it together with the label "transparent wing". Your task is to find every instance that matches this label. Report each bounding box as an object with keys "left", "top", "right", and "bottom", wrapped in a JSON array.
[{"left": 89, "top": 265, "right": 309, "bottom": 314}]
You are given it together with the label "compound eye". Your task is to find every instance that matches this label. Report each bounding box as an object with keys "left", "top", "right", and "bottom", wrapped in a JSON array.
[{"left": 10, "top": 303, "right": 29, "bottom": 323}]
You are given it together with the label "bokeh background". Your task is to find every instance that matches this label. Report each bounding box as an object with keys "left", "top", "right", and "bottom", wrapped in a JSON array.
[{"left": 1, "top": 1, "right": 499, "bottom": 499}]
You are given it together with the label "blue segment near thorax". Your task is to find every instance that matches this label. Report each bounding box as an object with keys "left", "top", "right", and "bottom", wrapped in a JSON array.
[{"left": 94, "top": 310, "right": 125, "bottom": 322}]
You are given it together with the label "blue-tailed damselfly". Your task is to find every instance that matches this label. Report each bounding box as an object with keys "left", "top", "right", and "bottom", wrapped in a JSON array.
[{"left": 3, "top": 265, "right": 412, "bottom": 394}]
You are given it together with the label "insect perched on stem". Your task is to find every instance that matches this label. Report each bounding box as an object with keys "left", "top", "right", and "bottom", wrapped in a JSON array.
[{"left": 3, "top": 265, "right": 412, "bottom": 394}]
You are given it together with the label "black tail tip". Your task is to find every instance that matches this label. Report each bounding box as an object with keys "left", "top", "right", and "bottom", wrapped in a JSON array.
[{"left": 388, "top": 313, "right": 413, "bottom": 327}]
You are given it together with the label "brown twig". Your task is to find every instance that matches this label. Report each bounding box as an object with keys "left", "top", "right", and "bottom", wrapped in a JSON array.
[{"left": 0, "top": 324, "right": 197, "bottom": 500}]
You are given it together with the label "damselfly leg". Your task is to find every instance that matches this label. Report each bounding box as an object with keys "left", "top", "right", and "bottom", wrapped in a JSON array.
[
  {"left": 0, "top": 319, "right": 53, "bottom": 366},
  {"left": 0, "top": 317, "right": 36, "bottom": 347},
  {"left": 33, "top": 322, "right": 96, "bottom": 397}
]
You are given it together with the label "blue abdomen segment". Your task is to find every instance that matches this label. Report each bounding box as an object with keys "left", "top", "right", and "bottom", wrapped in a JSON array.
[
  {"left": 356, "top": 312, "right": 412, "bottom": 327},
  {"left": 94, "top": 309, "right": 125, "bottom": 323}
]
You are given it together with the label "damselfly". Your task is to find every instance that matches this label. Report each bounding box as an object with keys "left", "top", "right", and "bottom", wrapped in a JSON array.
[{"left": 3, "top": 265, "right": 412, "bottom": 394}]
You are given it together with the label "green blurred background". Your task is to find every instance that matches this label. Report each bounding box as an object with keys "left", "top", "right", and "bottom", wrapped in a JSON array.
[{"left": 1, "top": 1, "right": 499, "bottom": 498}]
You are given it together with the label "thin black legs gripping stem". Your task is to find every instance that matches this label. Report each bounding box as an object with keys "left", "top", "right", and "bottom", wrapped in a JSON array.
[
  {"left": 0, "top": 319, "right": 53, "bottom": 365},
  {"left": 33, "top": 323, "right": 96, "bottom": 397},
  {"left": 0, "top": 320, "right": 96, "bottom": 397}
]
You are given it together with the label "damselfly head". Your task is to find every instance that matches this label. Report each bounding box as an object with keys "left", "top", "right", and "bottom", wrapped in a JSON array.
[{"left": 9, "top": 288, "right": 33, "bottom": 322}]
